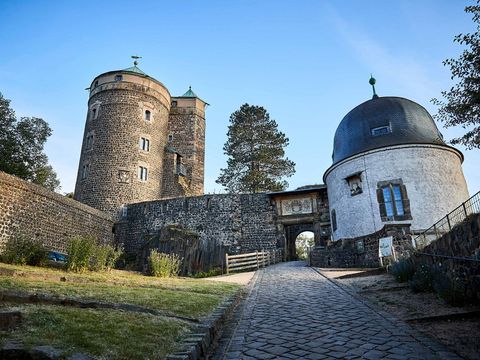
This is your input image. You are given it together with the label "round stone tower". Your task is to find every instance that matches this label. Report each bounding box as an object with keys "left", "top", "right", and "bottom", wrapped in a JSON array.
[
  {"left": 74, "top": 64, "right": 172, "bottom": 216},
  {"left": 324, "top": 84, "right": 469, "bottom": 240}
]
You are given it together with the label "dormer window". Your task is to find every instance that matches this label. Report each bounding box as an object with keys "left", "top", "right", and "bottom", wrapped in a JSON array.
[
  {"left": 345, "top": 172, "right": 363, "bottom": 196},
  {"left": 115, "top": 75, "right": 123, "bottom": 81},
  {"left": 371, "top": 125, "right": 391, "bottom": 136},
  {"left": 145, "top": 110, "right": 151, "bottom": 121}
]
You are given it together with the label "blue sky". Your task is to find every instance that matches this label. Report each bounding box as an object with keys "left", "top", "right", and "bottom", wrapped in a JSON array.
[{"left": 1, "top": 0, "right": 479, "bottom": 195}]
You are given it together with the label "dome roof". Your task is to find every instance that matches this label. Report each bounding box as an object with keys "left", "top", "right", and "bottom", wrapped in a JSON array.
[{"left": 332, "top": 96, "right": 445, "bottom": 164}]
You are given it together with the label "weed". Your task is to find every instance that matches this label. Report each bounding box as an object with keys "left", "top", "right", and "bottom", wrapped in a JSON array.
[
  {"left": 1, "top": 232, "right": 47, "bottom": 266},
  {"left": 148, "top": 250, "right": 181, "bottom": 278}
]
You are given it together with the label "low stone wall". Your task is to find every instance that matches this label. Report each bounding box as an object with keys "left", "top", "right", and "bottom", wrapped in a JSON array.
[
  {"left": 412, "top": 213, "right": 480, "bottom": 300},
  {"left": 115, "top": 193, "right": 282, "bottom": 271},
  {"left": 0, "top": 171, "right": 115, "bottom": 253},
  {"left": 310, "top": 224, "right": 413, "bottom": 268}
]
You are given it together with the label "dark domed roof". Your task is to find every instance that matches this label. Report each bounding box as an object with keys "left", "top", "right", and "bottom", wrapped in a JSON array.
[{"left": 332, "top": 96, "right": 445, "bottom": 164}]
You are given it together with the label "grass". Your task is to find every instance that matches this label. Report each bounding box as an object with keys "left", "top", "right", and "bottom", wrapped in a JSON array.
[
  {"left": 0, "top": 263, "right": 239, "bottom": 320},
  {"left": 0, "top": 262, "right": 242, "bottom": 358},
  {"left": 0, "top": 304, "right": 189, "bottom": 360}
]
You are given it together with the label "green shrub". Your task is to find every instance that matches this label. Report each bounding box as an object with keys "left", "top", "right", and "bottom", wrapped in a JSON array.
[
  {"left": 1, "top": 232, "right": 47, "bottom": 266},
  {"left": 390, "top": 259, "right": 415, "bottom": 283},
  {"left": 433, "top": 272, "right": 468, "bottom": 307},
  {"left": 409, "top": 264, "right": 440, "bottom": 293},
  {"left": 148, "top": 250, "right": 181, "bottom": 278},
  {"left": 192, "top": 267, "right": 223, "bottom": 278},
  {"left": 66, "top": 236, "right": 96, "bottom": 273}
]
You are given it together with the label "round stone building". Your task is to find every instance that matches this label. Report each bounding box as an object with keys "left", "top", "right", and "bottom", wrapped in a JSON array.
[
  {"left": 74, "top": 63, "right": 207, "bottom": 216},
  {"left": 324, "top": 90, "right": 469, "bottom": 240}
]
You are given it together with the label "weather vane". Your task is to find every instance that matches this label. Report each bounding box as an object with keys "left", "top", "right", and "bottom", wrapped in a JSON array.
[
  {"left": 369, "top": 74, "right": 378, "bottom": 99},
  {"left": 131, "top": 55, "right": 142, "bottom": 66}
]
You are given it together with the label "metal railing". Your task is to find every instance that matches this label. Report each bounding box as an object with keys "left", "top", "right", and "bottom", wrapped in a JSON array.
[
  {"left": 414, "top": 191, "right": 480, "bottom": 249},
  {"left": 225, "top": 249, "right": 283, "bottom": 274}
]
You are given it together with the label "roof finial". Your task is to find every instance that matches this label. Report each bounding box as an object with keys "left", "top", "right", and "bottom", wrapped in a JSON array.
[
  {"left": 131, "top": 55, "right": 142, "bottom": 66},
  {"left": 369, "top": 74, "right": 378, "bottom": 99}
]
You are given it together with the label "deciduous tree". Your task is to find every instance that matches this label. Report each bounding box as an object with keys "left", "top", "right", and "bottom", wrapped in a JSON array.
[
  {"left": 432, "top": 1, "right": 480, "bottom": 149},
  {"left": 0, "top": 92, "right": 60, "bottom": 191}
]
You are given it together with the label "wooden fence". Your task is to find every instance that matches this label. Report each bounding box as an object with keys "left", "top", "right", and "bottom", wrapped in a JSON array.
[{"left": 225, "top": 249, "right": 283, "bottom": 274}]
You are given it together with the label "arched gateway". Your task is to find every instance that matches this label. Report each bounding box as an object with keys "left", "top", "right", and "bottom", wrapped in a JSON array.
[{"left": 268, "top": 185, "right": 331, "bottom": 260}]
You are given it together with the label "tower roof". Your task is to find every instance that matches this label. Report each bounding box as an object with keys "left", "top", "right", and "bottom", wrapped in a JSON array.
[
  {"left": 122, "top": 65, "right": 147, "bottom": 75},
  {"left": 182, "top": 86, "right": 198, "bottom": 97},
  {"left": 331, "top": 96, "right": 447, "bottom": 164}
]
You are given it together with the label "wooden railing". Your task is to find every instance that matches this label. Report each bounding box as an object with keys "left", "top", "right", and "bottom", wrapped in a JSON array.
[{"left": 225, "top": 249, "right": 283, "bottom": 274}]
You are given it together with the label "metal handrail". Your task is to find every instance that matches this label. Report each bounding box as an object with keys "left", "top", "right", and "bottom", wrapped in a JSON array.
[{"left": 413, "top": 191, "right": 480, "bottom": 248}]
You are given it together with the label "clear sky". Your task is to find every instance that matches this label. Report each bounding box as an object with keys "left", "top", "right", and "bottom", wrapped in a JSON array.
[{"left": 1, "top": 0, "right": 478, "bottom": 195}]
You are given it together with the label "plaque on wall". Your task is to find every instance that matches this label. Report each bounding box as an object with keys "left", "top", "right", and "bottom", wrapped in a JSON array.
[
  {"left": 118, "top": 170, "right": 130, "bottom": 183},
  {"left": 281, "top": 198, "right": 313, "bottom": 216}
]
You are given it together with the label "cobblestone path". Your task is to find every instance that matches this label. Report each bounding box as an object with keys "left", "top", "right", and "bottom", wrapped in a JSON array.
[{"left": 212, "top": 261, "right": 462, "bottom": 360}]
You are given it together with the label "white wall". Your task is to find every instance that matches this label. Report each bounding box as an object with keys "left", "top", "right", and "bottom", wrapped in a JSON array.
[{"left": 324, "top": 144, "right": 469, "bottom": 240}]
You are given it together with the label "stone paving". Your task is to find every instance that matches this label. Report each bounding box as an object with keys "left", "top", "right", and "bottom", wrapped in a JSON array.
[{"left": 212, "top": 261, "right": 462, "bottom": 360}]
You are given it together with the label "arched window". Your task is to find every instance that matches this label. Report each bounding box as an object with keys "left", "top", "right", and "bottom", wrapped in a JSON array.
[
  {"left": 331, "top": 209, "right": 337, "bottom": 231},
  {"left": 145, "top": 110, "right": 151, "bottom": 121}
]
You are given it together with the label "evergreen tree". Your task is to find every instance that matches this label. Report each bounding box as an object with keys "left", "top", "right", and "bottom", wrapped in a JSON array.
[
  {"left": 0, "top": 92, "right": 60, "bottom": 191},
  {"left": 216, "top": 104, "right": 295, "bottom": 193},
  {"left": 432, "top": 1, "right": 480, "bottom": 149}
]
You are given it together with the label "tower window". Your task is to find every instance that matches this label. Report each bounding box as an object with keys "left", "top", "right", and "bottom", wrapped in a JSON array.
[
  {"left": 138, "top": 166, "right": 148, "bottom": 181},
  {"left": 94, "top": 80, "right": 99, "bottom": 88},
  {"left": 377, "top": 180, "right": 412, "bottom": 221},
  {"left": 331, "top": 209, "right": 337, "bottom": 232},
  {"left": 115, "top": 75, "right": 123, "bottom": 81},
  {"left": 81, "top": 164, "right": 90, "bottom": 180},
  {"left": 145, "top": 110, "right": 151, "bottom": 121},
  {"left": 171, "top": 101, "right": 177, "bottom": 108},
  {"left": 139, "top": 137, "right": 150, "bottom": 152},
  {"left": 371, "top": 125, "right": 391, "bottom": 136},
  {"left": 168, "top": 134, "right": 173, "bottom": 142},
  {"left": 86, "top": 133, "right": 94, "bottom": 150},
  {"left": 91, "top": 108, "right": 97, "bottom": 120}
]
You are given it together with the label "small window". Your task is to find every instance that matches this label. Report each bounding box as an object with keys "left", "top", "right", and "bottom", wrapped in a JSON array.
[
  {"left": 121, "top": 205, "right": 128, "bottom": 218},
  {"left": 168, "top": 134, "right": 173, "bottom": 142},
  {"left": 115, "top": 75, "right": 123, "bottom": 81},
  {"left": 94, "top": 80, "right": 99, "bottom": 88},
  {"left": 345, "top": 173, "right": 362, "bottom": 196},
  {"left": 86, "top": 134, "right": 94, "bottom": 150},
  {"left": 91, "top": 108, "right": 97, "bottom": 120},
  {"left": 138, "top": 166, "right": 148, "bottom": 181},
  {"left": 145, "top": 110, "right": 151, "bottom": 121},
  {"left": 331, "top": 209, "right": 337, "bottom": 232},
  {"left": 377, "top": 181, "right": 411, "bottom": 221},
  {"left": 81, "top": 164, "right": 90, "bottom": 180},
  {"left": 371, "top": 125, "right": 391, "bottom": 136},
  {"left": 139, "top": 137, "right": 150, "bottom": 152},
  {"left": 175, "top": 154, "right": 186, "bottom": 176},
  {"left": 171, "top": 100, "right": 177, "bottom": 108}
]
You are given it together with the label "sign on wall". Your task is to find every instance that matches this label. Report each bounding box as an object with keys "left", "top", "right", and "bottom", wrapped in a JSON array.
[
  {"left": 378, "top": 236, "right": 393, "bottom": 257},
  {"left": 281, "top": 198, "right": 313, "bottom": 216}
]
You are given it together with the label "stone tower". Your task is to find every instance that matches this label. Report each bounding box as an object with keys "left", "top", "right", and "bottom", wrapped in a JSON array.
[{"left": 74, "top": 63, "right": 207, "bottom": 216}]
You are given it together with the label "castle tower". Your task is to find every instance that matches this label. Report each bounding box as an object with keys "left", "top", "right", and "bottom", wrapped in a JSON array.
[
  {"left": 324, "top": 79, "right": 469, "bottom": 240},
  {"left": 74, "top": 63, "right": 206, "bottom": 216},
  {"left": 161, "top": 87, "right": 207, "bottom": 198}
]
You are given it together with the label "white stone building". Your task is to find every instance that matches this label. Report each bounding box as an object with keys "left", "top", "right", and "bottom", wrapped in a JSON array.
[{"left": 324, "top": 94, "right": 469, "bottom": 240}]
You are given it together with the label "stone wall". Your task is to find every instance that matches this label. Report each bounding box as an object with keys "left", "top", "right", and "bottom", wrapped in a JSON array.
[
  {"left": 411, "top": 213, "right": 480, "bottom": 300},
  {"left": 0, "top": 171, "right": 114, "bottom": 253},
  {"left": 115, "top": 193, "right": 282, "bottom": 271},
  {"left": 310, "top": 224, "right": 413, "bottom": 268}
]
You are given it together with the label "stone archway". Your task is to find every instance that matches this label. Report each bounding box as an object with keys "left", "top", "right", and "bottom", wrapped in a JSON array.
[{"left": 285, "top": 224, "right": 315, "bottom": 261}]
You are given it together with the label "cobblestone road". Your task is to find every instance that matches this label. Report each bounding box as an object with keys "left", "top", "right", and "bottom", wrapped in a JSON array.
[{"left": 212, "top": 261, "right": 462, "bottom": 360}]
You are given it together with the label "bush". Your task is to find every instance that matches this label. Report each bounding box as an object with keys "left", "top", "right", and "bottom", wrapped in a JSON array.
[
  {"left": 409, "top": 263, "right": 441, "bottom": 293},
  {"left": 390, "top": 259, "right": 415, "bottom": 283},
  {"left": 148, "top": 250, "right": 181, "bottom": 278},
  {"left": 66, "top": 236, "right": 96, "bottom": 273},
  {"left": 192, "top": 268, "right": 223, "bottom": 278},
  {"left": 433, "top": 272, "right": 468, "bottom": 307},
  {"left": 90, "top": 245, "right": 123, "bottom": 272},
  {"left": 1, "top": 232, "right": 47, "bottom": 266},
  {"left": 66, "top": 236, "right": 123, "bottom": 273}
]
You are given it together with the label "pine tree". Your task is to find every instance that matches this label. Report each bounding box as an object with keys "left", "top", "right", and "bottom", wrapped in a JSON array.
[
  {"left": 432, "top": 1, "right": 480, "bottom": 149},
  {"left": 216, "top": 104, "right": 295, "bottom": 193}
]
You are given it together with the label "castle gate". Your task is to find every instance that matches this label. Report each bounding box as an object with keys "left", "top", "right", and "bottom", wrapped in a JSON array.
[{"left": 268, "top": 186, "right": 331, "bottom": 261}]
